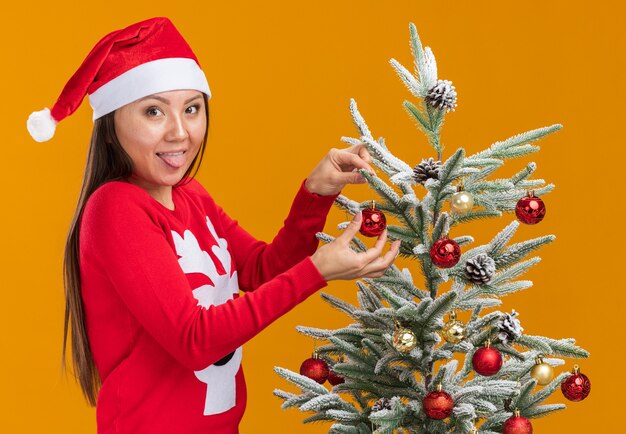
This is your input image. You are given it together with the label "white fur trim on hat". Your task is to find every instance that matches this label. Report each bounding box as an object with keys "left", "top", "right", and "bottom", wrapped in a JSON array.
[
  {"left": 27, "top": 108, "right": 57, "bottom": 142},
  {"left": 88, "top": 57, "right": 211, "bottom": 120}
]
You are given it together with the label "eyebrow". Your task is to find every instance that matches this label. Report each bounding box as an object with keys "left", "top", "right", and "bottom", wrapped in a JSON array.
[{"left": 138, "top": 94, "right": 203, "bottom": 105}]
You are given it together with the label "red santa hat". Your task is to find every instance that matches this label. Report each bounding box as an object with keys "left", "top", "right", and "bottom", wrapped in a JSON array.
[{"left": 27, "top": 17, "right": 211, "bottom": 142}]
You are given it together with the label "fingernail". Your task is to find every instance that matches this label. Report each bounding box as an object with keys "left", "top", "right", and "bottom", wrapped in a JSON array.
[{"left": 355, "top": 211, "right": 362, "bottom": 221}]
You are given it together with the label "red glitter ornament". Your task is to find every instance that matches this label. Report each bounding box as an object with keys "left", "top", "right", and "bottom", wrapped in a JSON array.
[
  {"left": 472, "top": 341, "right": 503, "bottom": 376},
  {"left": 299, "top": 354, "right": 329, "bottom": 384},
  {"left": 561, "top": 364, "right": 591, "bottom": 402},
  {"left": 502, "top": 409, "right": 533, "bottom": 434},
  {"left": 430, "top": 236, "right": 461, "bottom": 268},
  {"left": 359, "top": 202, "right": 387, "bottom": 237},
  {"left": 515, "top": 191, "right": 546, "bottom": 225},
  {"left": 422, "top": 384, "right": 454, "bottom": 420},
  {"left": 327, "top": 369, "right": 345, "bottom": 386}
]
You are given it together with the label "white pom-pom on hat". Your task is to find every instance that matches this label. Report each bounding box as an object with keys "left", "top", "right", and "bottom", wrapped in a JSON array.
[{"left": 27, "top": 108, "right": 57, "bottom": 142}]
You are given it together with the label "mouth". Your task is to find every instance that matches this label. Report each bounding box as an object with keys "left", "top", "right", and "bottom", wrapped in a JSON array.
[{"left": 156, "top": 150, "right": 187, "bottom": 169}]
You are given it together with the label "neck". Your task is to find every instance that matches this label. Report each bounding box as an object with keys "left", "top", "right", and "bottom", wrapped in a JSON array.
[{"left": 126, "top": 176, "right": 174, "bottom": 210}]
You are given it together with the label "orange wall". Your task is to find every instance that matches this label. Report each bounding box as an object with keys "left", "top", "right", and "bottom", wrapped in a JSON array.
[{"left": 2, "top": 1, "right": 621, "bottom": 432}]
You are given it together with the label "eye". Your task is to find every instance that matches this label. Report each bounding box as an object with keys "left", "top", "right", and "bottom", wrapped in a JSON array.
[
  {"left": 146, "top": 106, "right": 163, "bottom": 117},
  {"left": 186, "top": 104, "right": 200, "bottom": 114}
]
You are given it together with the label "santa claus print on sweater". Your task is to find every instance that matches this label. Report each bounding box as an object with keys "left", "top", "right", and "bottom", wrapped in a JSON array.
[{"left": 172, "top": 215, "right": 242, "bottom": 416}]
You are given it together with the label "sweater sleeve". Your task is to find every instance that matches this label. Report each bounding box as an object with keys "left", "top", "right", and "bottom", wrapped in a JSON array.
[
  {"left": 81, "top": 182, "right": 329, "bottom": 371},
  {"left": 193, "top": 178, "right": 339, "bottom": 291}
]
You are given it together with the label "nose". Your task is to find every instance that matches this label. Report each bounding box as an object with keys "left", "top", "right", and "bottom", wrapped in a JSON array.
[{"left": 165, "top": 112, "right": 189, "bottom": 142}]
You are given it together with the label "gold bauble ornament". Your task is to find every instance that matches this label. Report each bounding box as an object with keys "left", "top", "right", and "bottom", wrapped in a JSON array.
[
  {"left": 442, "top": 311, "right": 466, "bottom": 344},
  {"left": 450, "top": 186, "right": 474, "bottom": 213},
  {"left": 393, "top": 325, "right": 417, "bottom": 353},
  {"left": 530, "top": 356, "right": 554, "bottom": 385}
]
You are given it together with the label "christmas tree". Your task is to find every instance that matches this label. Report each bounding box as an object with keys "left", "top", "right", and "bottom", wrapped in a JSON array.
[{"left": 274, "top": 23, "right": 590, "bottom": 434}]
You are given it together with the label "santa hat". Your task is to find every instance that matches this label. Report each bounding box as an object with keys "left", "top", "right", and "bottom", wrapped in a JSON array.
[{"left": 27, "top": 17, "right": 211, "bottom": 142}]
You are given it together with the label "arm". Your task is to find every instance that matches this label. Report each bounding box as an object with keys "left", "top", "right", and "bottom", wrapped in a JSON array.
[
  {"left": 81, "top": 183, "right": 328, "bottom": 371},
  {"left": 195, "top": 178, "right": 338, "bottom": 291},
  {"left": 197, "top": 143, "right": 376, "bottom": 290}
]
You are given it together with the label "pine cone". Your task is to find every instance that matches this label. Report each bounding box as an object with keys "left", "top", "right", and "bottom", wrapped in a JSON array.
[
  {"left": 498, "top": 310, "right": 523, "bottom": 344},
  {"left": 413, "top": 158, "right": 441, "bottom": 185},
  {"left": 371, "top": 397, "right": 392, "bottom": 412},
  {"left": 465, "top": 254, "right": 496, "bottom": 285},
  {"left": 425, "top": 79, "right": 457, "bottom": 112}
]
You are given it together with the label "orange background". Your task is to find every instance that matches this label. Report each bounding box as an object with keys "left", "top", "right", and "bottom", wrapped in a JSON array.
[{"left": 2, "top": 1, "right": 622, "bottom": 432}]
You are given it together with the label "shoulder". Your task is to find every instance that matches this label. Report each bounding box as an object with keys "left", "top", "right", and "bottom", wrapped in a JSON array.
[
  {"left": 88, "top": 180, "right": 151, "bottom": 208},
  {"left": 83, "top": 181, "right": 154, "bottom": 226}
]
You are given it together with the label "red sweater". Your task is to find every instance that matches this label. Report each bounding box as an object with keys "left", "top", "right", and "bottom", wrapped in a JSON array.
[{"left": 79, "top": 177, "right": 337, "bottom": 433}]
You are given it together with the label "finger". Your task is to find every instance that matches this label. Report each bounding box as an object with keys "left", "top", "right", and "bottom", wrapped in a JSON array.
[
  {"left": 345, "top": 143, "right": 372, "bottom": 164},
  {"left": 360, "top": 258, "right": 389, "bottom": 277},
  {"left": 336, "top": 211, "right": 362, "bottom": 245},
  {"left": 335, "top": 151, "right": 375, "bottom": 175},
  {"left": 337, "top": 171, "right": 367, "bottom": 185},
  {"left": 359, "top": 229, "right": 388, "bottom": 262},
  {"left": 361, "top": 268, "right": 387, "bottom": 278},
  {"left": 366, "top": 238, "right": 398, "bottom": 267},
  {"left": 383, "top": 240, "right": 401, "bottom": 263},
  {"left": 361, "top": 240, "right": 401, "bottom": 276},
  {"left": 357, "top": 146, "right": 372, "bottom": 164}
]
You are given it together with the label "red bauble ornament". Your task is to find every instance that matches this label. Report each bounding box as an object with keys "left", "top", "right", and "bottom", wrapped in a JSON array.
[
  {"left": 422, "top": 384, "right": 454, "bottom": 420},
  {"left": 430, "top": 236, "right": 461, "bottom": 268},
  {"left": 472, "top": 342, "right": 503, "bottom": 376},
  {"left": 327, "top": 369, "right": 345, "bottom": 386},
  {"left": 515, "top": 191, "right": 546, "bottom": 225},
  {"left": 359, "top": 202, "right": 387, "bottom": 237},
  {"left": 299, "top": 354, "right": 329, "bottom": 384},
  {"left": 502, "top": 410, "right": 533, "bottom": 434},
  {"left": 561, "top": 364, "right": 591, "bottom": 402}
]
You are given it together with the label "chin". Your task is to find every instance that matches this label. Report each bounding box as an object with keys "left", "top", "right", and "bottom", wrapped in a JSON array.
[
  {"left": 130, "top": 172, "right": 186, "bottom": 189},
  {"left": 156, "top": 168, "right": 191, "bottom": 184},
  {"left": 160, "top": 175, "right": 187, "bottom": 186}
]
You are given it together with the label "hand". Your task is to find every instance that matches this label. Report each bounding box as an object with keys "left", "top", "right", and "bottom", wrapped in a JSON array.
[
  {"left": 305, "top": 144, "right": 376, "bottom": 196},
  {"left": 310, "top": 211, "right": 401, "bottom": 281}
]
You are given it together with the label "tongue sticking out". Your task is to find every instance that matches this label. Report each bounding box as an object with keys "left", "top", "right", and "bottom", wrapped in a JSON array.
[{"left": 158, "top": 153, "right": 185, "bottom": 169}]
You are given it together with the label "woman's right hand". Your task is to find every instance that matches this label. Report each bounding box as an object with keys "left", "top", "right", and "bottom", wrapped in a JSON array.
[{"left": 310, "top": 212, "right": 401, "bottom": 281}]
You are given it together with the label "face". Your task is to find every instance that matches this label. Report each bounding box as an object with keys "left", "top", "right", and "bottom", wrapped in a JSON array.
[{"left": 114, "top": 89, "right": 206, "bottom": 200}]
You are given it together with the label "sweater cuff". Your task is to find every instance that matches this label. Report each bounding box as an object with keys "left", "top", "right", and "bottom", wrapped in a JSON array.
[
  {"left": 295, "top": 178, "right": 340, "bottom": 212},
  {"left": 290, "top": 256, "right": 329, "bottom": 300}
]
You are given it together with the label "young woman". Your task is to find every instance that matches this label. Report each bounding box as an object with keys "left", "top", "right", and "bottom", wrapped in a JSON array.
[{"left": 27, "top": 17, "right": 400, "bottom": 433}]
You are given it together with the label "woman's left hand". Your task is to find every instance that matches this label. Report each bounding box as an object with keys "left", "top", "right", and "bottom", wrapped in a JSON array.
[{"left": 305, "top": 144, "right": 376, "bottom": 196}]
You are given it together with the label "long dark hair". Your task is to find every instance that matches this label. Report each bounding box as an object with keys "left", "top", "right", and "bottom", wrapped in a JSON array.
[{"left": 62, "top": 94, "right": 210, "bottom": 405}]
